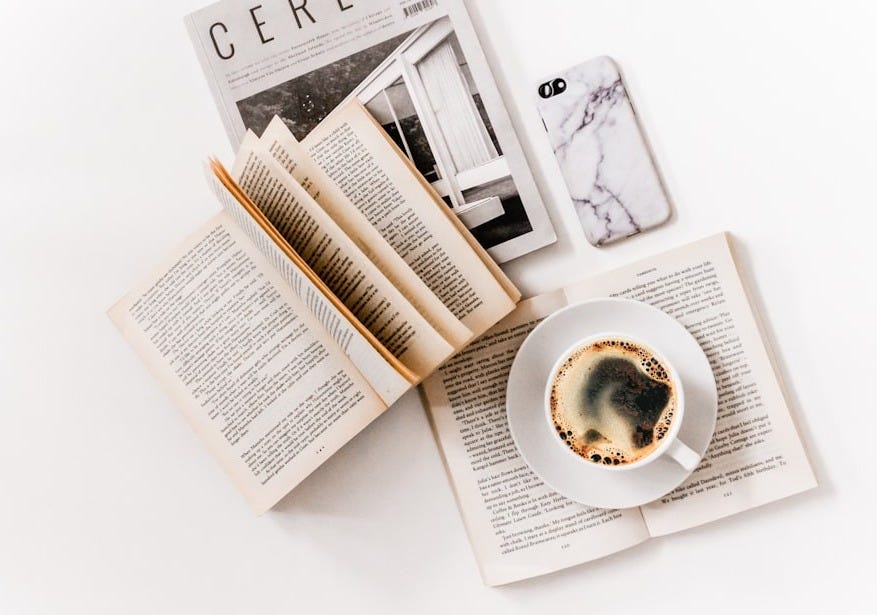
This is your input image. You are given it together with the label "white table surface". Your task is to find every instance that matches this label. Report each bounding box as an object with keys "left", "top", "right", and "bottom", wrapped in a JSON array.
[{"left": 2, "top": 1, "right": 874, "bottom": 612}]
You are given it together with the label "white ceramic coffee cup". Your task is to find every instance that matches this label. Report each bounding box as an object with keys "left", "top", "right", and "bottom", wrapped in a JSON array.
[{"left": 544, "top": 332, "right": 700, "bottom": 472}]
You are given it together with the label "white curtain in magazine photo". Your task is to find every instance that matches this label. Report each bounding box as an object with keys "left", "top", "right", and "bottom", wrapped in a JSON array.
[
  {"left": 418, "top": 39, "right": 498, "bottom": 172},
  {"left": 355, "top": 18, "right": 510, "bottom": 229}
]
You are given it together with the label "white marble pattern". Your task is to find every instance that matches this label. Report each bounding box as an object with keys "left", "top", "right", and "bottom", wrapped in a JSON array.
[{"left": 537, "top": 56, "right": 671, "bottom": 245}]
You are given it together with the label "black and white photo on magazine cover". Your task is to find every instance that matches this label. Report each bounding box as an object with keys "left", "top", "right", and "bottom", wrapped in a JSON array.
[{"left": 237, "top": 17, "right": 533, "bottom": 251}]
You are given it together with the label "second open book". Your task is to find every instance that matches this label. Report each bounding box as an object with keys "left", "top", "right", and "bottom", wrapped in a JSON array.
[
  {"left": 421, "top": 233, "right": 816, "bottom": 585},
  {"left": 109, "top": 101, "right": 520, "bottom": 513}
]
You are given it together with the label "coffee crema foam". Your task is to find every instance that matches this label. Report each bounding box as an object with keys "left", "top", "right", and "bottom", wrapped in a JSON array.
[{"left": 549, "top": 338, "right": 676, "bottom": 467}]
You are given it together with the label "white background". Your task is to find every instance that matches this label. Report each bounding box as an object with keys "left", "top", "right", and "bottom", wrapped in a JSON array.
[{"left": 1, "top": 0, "right": 874, "bottom": 612}]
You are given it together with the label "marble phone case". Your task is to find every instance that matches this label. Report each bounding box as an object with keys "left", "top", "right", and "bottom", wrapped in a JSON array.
[{"left": 536, "top": 56, "right": 671, "bottom": 246}]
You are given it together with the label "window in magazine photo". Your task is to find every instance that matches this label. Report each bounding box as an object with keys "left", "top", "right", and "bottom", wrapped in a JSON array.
[{"left": 237, "top": 17, "right": 532, "bottom": 251}]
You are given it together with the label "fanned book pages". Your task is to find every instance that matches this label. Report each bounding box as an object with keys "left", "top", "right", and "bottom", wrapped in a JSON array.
[
  {"left": 421, "top": 233, "right": 816, "bottom": 585},
  {"left": 185, "top": 0, "right": 556, "bottom": 263},
  {"left": 109, "top": 101, "right": 520, "bottom": 513}
]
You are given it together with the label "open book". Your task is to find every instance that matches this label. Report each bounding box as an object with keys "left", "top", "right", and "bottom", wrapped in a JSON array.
[
  {"left": 109, "top": 100, "right": 520, "bottom": 513},
  {"left": 422, "top": 233, "right": 816, "bottom": 585}
]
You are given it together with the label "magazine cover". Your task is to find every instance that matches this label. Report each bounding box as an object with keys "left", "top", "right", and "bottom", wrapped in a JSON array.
[{"left": 186, "top": 0, "right": 556, "bottom": 262}]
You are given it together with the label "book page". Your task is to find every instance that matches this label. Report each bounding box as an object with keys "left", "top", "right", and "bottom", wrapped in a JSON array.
[
  {"left": 302, "top": 101, "right": 519, "bottom": 340},
  {"left": 109, "top": 213, "right": 387, "bottom": 513},
  {"left": 260, "top": 116, "right": 472, "bottom": 350},
  {"left": 422, "top": 293, "right": 649, "bottom": 586},
  {"left": 564, "top": 233, "right": 816, "bottom": 536},
  {"left": 207, "top": 169, "right": 411, "bottom": 405},
  {"left": 231, "top": 133, "right": 454, "bottom": 379}
]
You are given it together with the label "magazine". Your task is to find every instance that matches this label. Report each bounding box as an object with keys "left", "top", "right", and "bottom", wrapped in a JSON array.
[{"left": 185, "top": 0, "right": 556, "bottom": 263}]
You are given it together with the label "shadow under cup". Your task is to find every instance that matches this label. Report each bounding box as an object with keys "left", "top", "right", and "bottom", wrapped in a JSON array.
[{"left": 544, "top": 333, "right": 700, "bottom": 472}]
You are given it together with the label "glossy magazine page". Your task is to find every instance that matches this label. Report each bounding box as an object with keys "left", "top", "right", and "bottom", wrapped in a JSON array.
[{"left": 186, "top": 0, "right": 556, "bottom": 262}]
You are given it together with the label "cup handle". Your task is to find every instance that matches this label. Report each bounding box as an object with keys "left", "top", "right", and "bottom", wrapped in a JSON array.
[{"left": 666, "top": 440, "right": 700, "bottom": 471}]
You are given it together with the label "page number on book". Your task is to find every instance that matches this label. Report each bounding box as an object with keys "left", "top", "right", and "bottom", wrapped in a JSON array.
[{"left": 403, "top": 0, "right": 437, "bottom": 18}]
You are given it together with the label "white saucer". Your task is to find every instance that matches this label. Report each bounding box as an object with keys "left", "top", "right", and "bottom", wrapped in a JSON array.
[{"left": 506, "top": 298, "right": 718, "bottom": 509}]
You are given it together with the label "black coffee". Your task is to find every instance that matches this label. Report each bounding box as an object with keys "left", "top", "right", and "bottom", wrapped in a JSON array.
[{"left": 549, "top": 338, "right": 677, "bottom": 466}]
